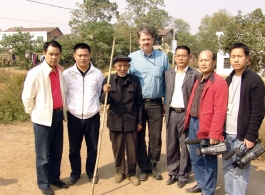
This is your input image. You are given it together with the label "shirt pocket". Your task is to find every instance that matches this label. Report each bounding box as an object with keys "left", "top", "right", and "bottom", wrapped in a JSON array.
[{"left": 153, "top": 66, "right": 164, "bottom": 78}]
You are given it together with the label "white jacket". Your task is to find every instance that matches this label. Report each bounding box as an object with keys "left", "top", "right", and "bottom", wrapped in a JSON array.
[
  {"left": 63, "top": 63, "right": 103, "bottom": 119},
  {"left": 22, "top": 61, "right": 66, "bottom": 126}
]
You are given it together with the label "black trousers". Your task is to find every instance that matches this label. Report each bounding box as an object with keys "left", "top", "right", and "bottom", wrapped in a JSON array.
[
  {"left": 166, "top": 110, "right": 191, "bottom": 182},
  {"left": 138, "top": 100, "right": 163, "bottom": 170},
  {"left": 109, "top": 130, "right": 138, "bottom": 176},
  {"left": 67, "top": 112, "right": 100, "bottom": 178}
]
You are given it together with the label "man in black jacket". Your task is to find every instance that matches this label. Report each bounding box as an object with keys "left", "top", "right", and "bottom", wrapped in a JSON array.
[
  {"left": 100, "top": 55, "right": 143, "bottom": 186},
  {"left": 222, "top": 43, "right": 265, "bottom": 195}
]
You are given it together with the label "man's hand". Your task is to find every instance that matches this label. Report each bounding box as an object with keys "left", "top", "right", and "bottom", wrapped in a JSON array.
[
  {"left": 244, "top": 139, "right": 255, "bottom": 149},
  {"left": 137, "top": 124, "right": 142, "bottom": 132},
  {"left": 162, "top": 104, "right": 166, "bottom": 117},
  {"left": 103, "top": 84, "right": 111, "bottom": 93},
  {"left": 210, "top": 138, "right": 220, "bottom": 145}
]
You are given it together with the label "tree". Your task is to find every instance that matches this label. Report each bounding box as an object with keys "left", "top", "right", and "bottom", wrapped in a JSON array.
[
  {"left": 0, "top": 30, "right": 43, "bottom": 69},
  {"left": 219, "top": 9, "right": 265, "bottom": 72},
  {"left": 196, "top": 9, "right": 233, "bottom": 54},
  {"left": 69, "top": 0, "right": 118, "bottom": 33}
]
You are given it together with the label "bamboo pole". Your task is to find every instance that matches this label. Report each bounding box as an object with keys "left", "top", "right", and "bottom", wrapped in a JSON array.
[{"left": 90, "top": 37, "right": 116, "bottom": 195}]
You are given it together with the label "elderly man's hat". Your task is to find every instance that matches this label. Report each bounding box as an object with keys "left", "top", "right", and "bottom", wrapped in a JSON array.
[{"left": 113, "top": 55, "right": 131, "bottom": 65}]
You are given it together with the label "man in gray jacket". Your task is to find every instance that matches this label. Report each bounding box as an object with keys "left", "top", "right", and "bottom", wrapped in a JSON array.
[{"left": 164, "top": 46, "right": 199, "bottom": 189}]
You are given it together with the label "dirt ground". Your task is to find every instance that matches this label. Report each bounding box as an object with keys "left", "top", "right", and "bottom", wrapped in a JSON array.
[{"left": 0, "top": 119, "right": 264, "bottom": 195}]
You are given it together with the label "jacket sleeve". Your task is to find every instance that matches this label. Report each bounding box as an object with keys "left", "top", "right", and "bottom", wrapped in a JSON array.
[
  {"left": 208, "top": 79, "right": 228, "bottom": 141},
  {"left": 135, "top": 78, "right": 143, "bottom": 125},
  {"left": 245, "top": 78, "right": 265, "bottom": 142},
  {"left": 21, "top": 70, "right": 38, "bottom": 115}
]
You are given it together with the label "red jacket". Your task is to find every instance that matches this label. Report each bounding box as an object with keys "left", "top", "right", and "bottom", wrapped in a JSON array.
[{"left": 184, "top": 73, "right": 228, "bottom": 141}]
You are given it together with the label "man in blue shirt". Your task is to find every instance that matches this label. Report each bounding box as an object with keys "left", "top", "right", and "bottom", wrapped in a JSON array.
[{"left": 129, "top": 27, "right": 169, "bottom": 181}]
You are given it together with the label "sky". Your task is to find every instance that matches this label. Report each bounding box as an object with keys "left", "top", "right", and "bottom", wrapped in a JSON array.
[{"left": 0, "top": 0, "right": 265, "bottom": 35}]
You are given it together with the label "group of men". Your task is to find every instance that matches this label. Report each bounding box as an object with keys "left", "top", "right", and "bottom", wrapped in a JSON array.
[{"left": 22, "top": 27, "right": 264, "bottom": 195}]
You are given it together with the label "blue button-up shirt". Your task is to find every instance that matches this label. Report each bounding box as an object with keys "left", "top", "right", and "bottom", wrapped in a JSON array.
[{"left": 129, "top": 49, "right": 169, "bottom": 99}]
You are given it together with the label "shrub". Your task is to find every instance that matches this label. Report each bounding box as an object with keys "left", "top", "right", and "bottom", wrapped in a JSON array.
[{"left": 0, "top": 72, "right": 30, "bottom": 123}]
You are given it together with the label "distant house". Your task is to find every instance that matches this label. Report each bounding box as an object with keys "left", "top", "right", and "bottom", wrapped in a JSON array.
[
  {"left": 0, "top": 27, "right": 63, "bottom": 42},
  {"left": 153, "top": 29, "right": 173, "bottom": 53}
]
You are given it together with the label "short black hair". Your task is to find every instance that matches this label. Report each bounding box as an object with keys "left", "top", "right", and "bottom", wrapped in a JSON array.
[
  {"left": 74, "top": 43, "right": 91, "bottom": 53},
  {"left": 229, "top": 42, "right": 249, "bottom": 56},
  {"left": 43, "top": 40, "right": 62, "bottom": 53},
  {"left": 175, "top": 46, "right": 190, "bottom": 55},
  {"left": 137, "top": 27, "right": 155, "bottom": 38}
]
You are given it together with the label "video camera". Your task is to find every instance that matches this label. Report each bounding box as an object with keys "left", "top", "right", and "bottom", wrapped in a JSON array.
[
  {"left": 223, "top": 138, "right": 265, "bottom": 169},
  {"left": 184, "top": 138, "right": 227, "bottom": 156}
]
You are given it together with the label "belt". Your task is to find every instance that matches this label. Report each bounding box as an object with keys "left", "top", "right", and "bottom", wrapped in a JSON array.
[
  {"left": 143, "top": 98, "right": 162, "bottom": 102},
  {"left": 53, "top": 107, "right": 63, "bottom": 112},
  {"left": 171, "top": 107, "right": 185, "bottom": 113}
]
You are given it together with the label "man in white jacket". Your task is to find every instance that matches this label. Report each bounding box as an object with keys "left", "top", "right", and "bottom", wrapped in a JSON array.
[
  {"left": 63, "top": 43, "right": 103, "bottom": 185},
  {"left": 22, "top": 40, "right": 68, "bottom": 195}
]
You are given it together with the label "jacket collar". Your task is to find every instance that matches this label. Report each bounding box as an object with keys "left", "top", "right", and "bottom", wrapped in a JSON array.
[
  {"left": 228, "top": 66, "right": 250, "bottom": 80},
  {"left": 73, "top": 62, "right": 95, "bottom": 75}
]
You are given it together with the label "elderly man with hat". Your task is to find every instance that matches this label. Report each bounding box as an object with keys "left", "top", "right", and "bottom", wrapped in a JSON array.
[{"left": 100, "top": 55, "right": 143, "bottom": 186}]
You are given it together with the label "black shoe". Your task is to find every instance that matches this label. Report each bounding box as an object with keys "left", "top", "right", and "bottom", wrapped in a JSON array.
[
  {"left": 166, "top": 175, "right": 177, "bottom": 185},
  {"left": 88, "top": 176, "right": 98, "bottom": 184},
  {"left": 138, "top": 170, "right": 148, "bottom": 181},
  {"left": 51, "top": 180, "right": 68, "bottom": 188},
  {"left": 152, "top": 167, "right": 163, "bottom": 180},
  {"left": 68, "top": 177, "right": 79, "bottom": 185},
  {"left": 41, "top": 188, "right": 54, "bottom": 195},
  {"left": 185, "top": 184, "right": 202, "bottom": 193},
  {"left": 177, "top": 181, "right": 186, "bottom": 189}
]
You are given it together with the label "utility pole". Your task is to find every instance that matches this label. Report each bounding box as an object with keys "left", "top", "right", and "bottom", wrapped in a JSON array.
[{"left": 171, "top": 21, "right": 177, "bottom": 68}]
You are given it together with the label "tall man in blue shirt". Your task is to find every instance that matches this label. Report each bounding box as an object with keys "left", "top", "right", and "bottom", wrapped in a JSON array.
[{"left": 129, "top": 27, "right": 169, "bottom": 181}]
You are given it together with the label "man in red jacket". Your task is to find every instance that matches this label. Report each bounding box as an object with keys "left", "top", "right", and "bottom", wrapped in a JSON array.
[{"left": 184, "top": 50, "right": 228, "bottom": 195}]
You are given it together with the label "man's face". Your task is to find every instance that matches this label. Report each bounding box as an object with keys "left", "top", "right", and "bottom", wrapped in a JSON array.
[
  {"left": 230, "top": 48, "right": 249, "bottom": 72},
  {"left": 74, "top": 48, "right": 91, "bottom": 70},
  {"left": 198, "top": 51, "right": 215, "bottom": 75},
  {"left": 43, "top": 46, "right": 61, "bottom": 67},
  {"left": 175, "top": 49, "right": 190, "bottom": 69},
  {"left": 138, "top": 33, "right": 154, "bottom": 54},
  {"left": 114, "top": 61, "right": 130, "bottom": 77}
]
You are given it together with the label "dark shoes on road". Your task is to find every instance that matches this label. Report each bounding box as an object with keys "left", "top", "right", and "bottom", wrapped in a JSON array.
[
  {"left": 138, "top": 170, "right": 149, "bottom": 181},
  {"left": 177, "top": 181, "right": 186, "bottom": 189},
  {"left": 88, "top": 176, "right": 99, "bottom": 184},
  {"left": 151, "top": 167, "right": 163, "bottom": 180},
  {"left": 41, "top": 188, "right": 54, "bottom": 195},
  {"left": 50, "top": 180, "right": 68, "bottom": 188},
  {"left": 139, "top": 167, "right": 163, "bottom": 181},
  {"left": 166, "top": 175, "right": 178, "bottom": 185},
  {"left": 68, "top": 177, "right": 79, "bottom": 185},
  {"left": 185, "top": 184, "right": 202, "bottom": 193}
]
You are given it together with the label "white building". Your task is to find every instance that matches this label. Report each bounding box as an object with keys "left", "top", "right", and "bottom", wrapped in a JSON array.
[{"left": 216, "top": 32, "right": 233, "bottom": 76}]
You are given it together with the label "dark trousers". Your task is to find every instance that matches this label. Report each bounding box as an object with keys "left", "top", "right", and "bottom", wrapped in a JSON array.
[
  {"left": 188, "top": 117, "right": 218, "bottom": 195},
  {"left": 166, "top": 110, "right": 191, "bottom": 182},
  {"left": 67, "top": 112, "right": 100, "bottom": 178},
  {"left": 109, "top": 130, "right": 137, "bottom": 176},
  {"left": 33, "top": 110, "right": 64, "bottom": 190},
  {"left": 138, "top": 100, "right": 163, "bottom": 170}
]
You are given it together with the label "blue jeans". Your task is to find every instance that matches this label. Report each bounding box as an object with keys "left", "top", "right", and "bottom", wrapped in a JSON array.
[
  {"left": 222, "top": 133, "right": 250, "bottom": 195},
  {"left": 188, "top": 117, "right": 218, "bottom": 195},
  {"left": 67, "top": 112, "right": 100, "bottom": 179},
  {"left": 33, "top": 110, "right": 64, "bottom": 189}
]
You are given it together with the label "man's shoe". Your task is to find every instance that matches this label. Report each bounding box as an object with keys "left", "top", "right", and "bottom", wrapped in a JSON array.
[
  {"left": 151, "top": 167, "right": 163, "bottom": 180},
  {"left": 128, "top": 175, "right": 140, "bottom": 186},
  {"left": 166, "top": 175, "right": 177, "bottom": 185},
  {"left": 185, "top": 184, "right": 202, "bottom": 193},
  {"left": 41, "top": 188, "right": 54, "bottom": 195},
  {"left": 88, "top": 176, "right": 98, "bottom": 184},
  {"left": 68, "top": 177, "right": 79, "bottom": 185},
  {"left": 138, "top": 170, "right": 148, "bottom": 181},
  {"left": 114, "top": 174, "right": 125, "bottom": 183},
  {"left": 177, "top": 181, "right": 186, "bottom": 189},
  {"left": 51, "top": 180, "right": 68, "bottom": 188}
]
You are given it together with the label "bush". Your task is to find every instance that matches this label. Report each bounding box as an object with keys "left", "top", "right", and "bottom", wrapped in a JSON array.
[{"left": 0, "top": 72, "right": 30, "bottom": 123}]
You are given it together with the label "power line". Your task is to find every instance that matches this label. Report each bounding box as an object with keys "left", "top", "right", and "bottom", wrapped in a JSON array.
[
  {"left": 0, "top": 16, "right": 69, "bottom": 26},
  {"left": 25, "top": 0, "right": 76, "bottom": 11}
]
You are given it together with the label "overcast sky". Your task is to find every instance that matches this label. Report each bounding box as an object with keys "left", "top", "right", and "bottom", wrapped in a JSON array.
[{"left": 0, "top": 0, "right": 264, "bottom": 35}]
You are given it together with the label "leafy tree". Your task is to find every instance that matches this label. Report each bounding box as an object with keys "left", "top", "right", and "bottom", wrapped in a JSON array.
[
  {"left": 0, "top": 30, "right": 43, "bottom": 69},
  {"left": 69, "top": 0, "right": 118, "bottom": 33},
  {"left": 196, "top": 9, "right": 233, "bottom": 53},
  {"left": 219, "top": 9, "right": 265, "bottom": 71}
]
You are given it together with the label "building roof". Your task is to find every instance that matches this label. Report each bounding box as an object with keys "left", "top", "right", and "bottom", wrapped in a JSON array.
[
  {"left": 157, "top": 29, "right": 172, "bottom": 36},
  {"left": 4, "top": 27, "right": 61, "bottom": 34}
]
